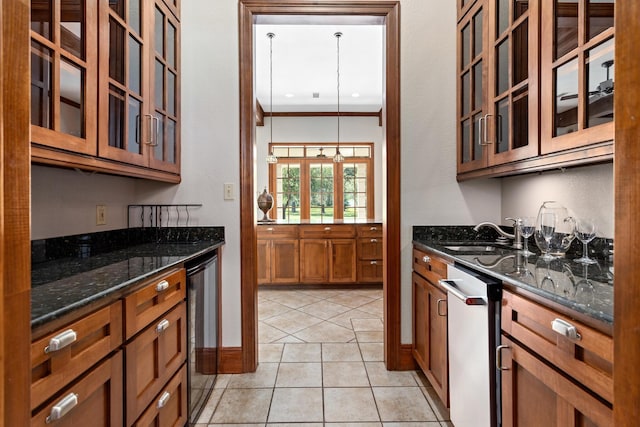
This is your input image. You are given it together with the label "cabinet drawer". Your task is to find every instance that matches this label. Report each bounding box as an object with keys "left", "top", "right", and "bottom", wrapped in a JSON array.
[
  {"left": 257, "top": 224, "right": 299, "bottom": 239},
  {"left": 133, "top": 364, "right": 188, "bottom": 427},
  {"left": 31, "top": 301, "right": 123, "bottom": 410},
  {"left": 124, "top": 268, "right": 186, "bottom": 339},
  {"left": 31, "top": 351, "right": 123, "bottom": 426},
  {"left": 300, "top": 224, "right": 356, "bottom": 239},
  {"left": 356, "top": 224, "right": 382, "bottom": 238},
  {"left": 358, "top": 237, "right": 382, "bottom": 260},
  {"left": 125, "top": 301, "right": 187, "bottom": 425},
  {"left": 357, "top": 259, "right": 383, "bottom": 283},
  {"left": 502, "top": 290, "right": 613, "bottom": 404},
  {"left": 412, "top": 247, "right": 448, "bottom": 284}
]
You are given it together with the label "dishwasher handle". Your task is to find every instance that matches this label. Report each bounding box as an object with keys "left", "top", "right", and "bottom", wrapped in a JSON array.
[{"left": 438, "top": 279, "right": 486, "bottom": 306}]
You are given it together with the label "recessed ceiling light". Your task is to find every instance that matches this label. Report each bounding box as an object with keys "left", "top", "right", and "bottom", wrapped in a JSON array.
[
  {"left": 285, "top": 93, "right": 295, "bottom": 98},
  {"left": 351, "top": 93, "right": 360, "bottom": 98},
  {"left": 312, "top": 92, "right": 320, "bottom": 98}
]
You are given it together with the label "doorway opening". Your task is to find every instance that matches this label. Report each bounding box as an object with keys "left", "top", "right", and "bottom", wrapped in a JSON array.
[{"left": 239, "top": 0, "right": 403, "bottom": 372}]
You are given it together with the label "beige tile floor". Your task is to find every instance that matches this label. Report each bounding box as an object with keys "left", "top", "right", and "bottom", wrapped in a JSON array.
[{"left": 196, "top": 287, "right": 452, "bottom": 426}]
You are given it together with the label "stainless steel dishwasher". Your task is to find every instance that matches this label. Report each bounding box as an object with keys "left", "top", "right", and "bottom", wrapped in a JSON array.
[
  {"left": 186, "top": 251, "right": 219, "bottom": 425},
  {"left": 439, "top": 263, "right": 502, "bottom": 427}
]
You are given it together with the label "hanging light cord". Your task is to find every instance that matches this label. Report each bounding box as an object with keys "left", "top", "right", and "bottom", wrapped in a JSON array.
[{"left": 334, "top": 32, "right": 343, "bottom": 162}]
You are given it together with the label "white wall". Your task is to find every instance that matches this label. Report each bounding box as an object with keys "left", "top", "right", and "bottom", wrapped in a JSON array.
[
  {"left": 502, "top": 163, "right": 614, "bottom": 238},
  {"left": 256, "top": 116, "right": 384, "bottom": 219},
  {"left": 29, "top": 0, "right": 616, "bottom": 351}
]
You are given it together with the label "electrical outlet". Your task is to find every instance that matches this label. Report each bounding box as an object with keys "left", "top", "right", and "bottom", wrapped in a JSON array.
[
  {"left": 96, "top": 205, "right": 107, "bottom": 225},
  {"left": 224, "top": 183, "right": 235, "bottom": 200}
]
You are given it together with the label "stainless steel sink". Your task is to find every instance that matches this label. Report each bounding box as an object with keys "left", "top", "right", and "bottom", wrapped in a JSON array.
[{"left": 443, "top": 245, "right": 498, "bottom": 252}]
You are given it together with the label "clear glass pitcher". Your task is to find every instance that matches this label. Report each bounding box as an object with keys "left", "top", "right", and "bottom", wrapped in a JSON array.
[{"left": 534, "top": 201, "right": 576, "bottom": 257}]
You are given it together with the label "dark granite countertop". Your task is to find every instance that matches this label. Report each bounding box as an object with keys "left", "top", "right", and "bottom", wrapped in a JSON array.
[
  {"left": 31, "top": 227, "right": 224, "bottom": 330},
  {"left": 413, "top": 226, "right": 614, "bottom": 328}
]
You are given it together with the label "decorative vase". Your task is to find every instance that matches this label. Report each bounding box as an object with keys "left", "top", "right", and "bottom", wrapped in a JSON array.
[{"left": 257, "top": 187, "right": 275, "bottom": 223}]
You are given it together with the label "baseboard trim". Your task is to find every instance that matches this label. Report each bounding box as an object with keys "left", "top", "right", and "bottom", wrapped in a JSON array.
[
  {"left": 398, "top": 344, "right": 417, "bottom": 370},
  {"left": 218, "top": 347, "right": 243, "bottom": 373}
]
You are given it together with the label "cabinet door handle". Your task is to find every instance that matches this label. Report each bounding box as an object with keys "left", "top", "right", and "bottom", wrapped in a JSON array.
[
  {"left": 370, "top": 238, "right": 378, "bottom": 243},
  {"left": 436, "top": 299, "right": 447, "bottom": 316},
  {"left": 157, "top": 391, "right": 171, "bottom": 409},
  {"left": 422, "top": 255, "right": 431, "bottom": 263},
  {"left": 551, "top": 318, "right": 582, "bottom": 340},
  {"left": 155, "top": 280, "right": 169, "bottom": 292},
  {"left": 44, "top": 329, "right": 77, "bottom": 353},
  {"left": 151, "top": 116, "right": 160, "bottom": 146},
  {"left": 266, "top": 227, "right": 274, "bottom": 231},
  {"left": 496, "top": 345, "right": 510, "bottom": 371},
  {"left": 135, "top": 114, "right": 141, "bottom": 144},
  {"left": 324, "top": 226, "right": 331, "bottom": 231},
  {"left": 481, "top": 113, "right": 494, "bottom": 145},
  {"left": 370, "top": 260, "right": 378, "bottom": 265},
  {"left": 477, "top": 115, "right": 485, "bottom": 148},
  {"left": 46, "top": 393, "right": 78, "bottom": 423},
  {"left": 144, "top": 113, "right": 154, "bottom": 145},
  {"left": 370, "top": 226, "right": 378, "bottom": 231},
  {"left": 156, "top": 319, "right": 170, "bottom": 333}
]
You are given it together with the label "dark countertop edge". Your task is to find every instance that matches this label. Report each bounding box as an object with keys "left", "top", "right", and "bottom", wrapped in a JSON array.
[
  {"left": 412, "top": 240, "right": 613, "bottom": 335},
  {"left": 31, "top": 242, "right": 224, "bottom": 332}
]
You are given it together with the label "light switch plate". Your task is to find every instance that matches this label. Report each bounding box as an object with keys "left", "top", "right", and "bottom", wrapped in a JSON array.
[
  {"left": 96, "top": 205, "right": 107, "bottom": 225},
  {"left": 224, "top": 183, "right": 235, "bottom": 200}
]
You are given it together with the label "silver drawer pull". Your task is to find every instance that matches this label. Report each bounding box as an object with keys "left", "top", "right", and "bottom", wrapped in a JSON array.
[
  {"left": 157, "top": 391, "right": 171, "bottom": 409},
  {"left": 324, "top": 226, "right": 331, "bottom": 231},
  {"left": 551, "top": 318, "right": 582, "bottom": 340},
  {"left": 266, "top": 227, "right": 274, "bottom": 231},
  {"left": 46, "top": 393, "right": 78, "bottom": 423},
  {"left": 44, "top": 329, "right": 77, "bottom": 353},
  {"left": 422, "top": 255, "right": 431, "bottom": 263},
  {"left": 370, "top": 226, "right": 378, "bottom": 231},
  {"left": 370, "top": 260, "right": 378, "bottom": 265},
  {"left": 155, "top": 280, "right": 169, "bottom": 292},
  {"left": 156, "top": 319, "right": 170, "bottom": 333},
  {"left": 370, "top": 238, "right": 378, "bottom": 243},
  {"left": 496, "top": 345, "right": 510, "bottom": 371}
]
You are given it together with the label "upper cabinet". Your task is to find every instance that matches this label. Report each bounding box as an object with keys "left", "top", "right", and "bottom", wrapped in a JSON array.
[
  {"left": 30, "top": 0, "right": 181, "bottom": 182},
  {"left": 540, "top": 0, "right": 614, "bottom": 154},
  {"left": 457, "top": 0, "right": 615, "bottom": 180}
]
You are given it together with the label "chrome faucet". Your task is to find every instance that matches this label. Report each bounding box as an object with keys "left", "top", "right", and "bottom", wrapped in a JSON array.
[{"left": 473, "top": 218, "right": 523, "bottom": 249}]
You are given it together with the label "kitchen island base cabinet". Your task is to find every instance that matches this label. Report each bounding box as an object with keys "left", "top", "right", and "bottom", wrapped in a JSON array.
[
  {"left": 31, "top": 351, "right": 123, "bottom": 426},
  {"left": 500, "top": 336, "right": 612, "bottom": 427}
]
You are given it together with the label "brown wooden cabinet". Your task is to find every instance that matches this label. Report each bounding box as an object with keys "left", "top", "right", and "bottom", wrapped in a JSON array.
[
  {"left": 300, "top": 224, "right": 356, "bottom": 284},
  {"left": 500, "top": 289, "right": 613, "bottom": 426},
  {"left": 31, "top": 351, "right": 124, "bottom": 427},
  {"left": 30, "top": 0, "right": 181, "bottom": 182},
  {"left": 257, "top": 225, "right": 300, "bottom": 284},
  {"left": 412, "top": 247, "right": 450, "bottom": 407},
  {"left": 357, "top": 224, "right": 383, "bottom": 283},
  {"left": 133, "top": 364, "right": 188, "bottom": 427},
  {"left": 457, "top": 0, "right": 615, "bottom": 180}
]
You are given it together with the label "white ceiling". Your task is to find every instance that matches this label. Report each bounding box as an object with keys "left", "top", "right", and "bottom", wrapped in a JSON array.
[{"left": 254, "top": 24, "right": 384, "bottom": 113}]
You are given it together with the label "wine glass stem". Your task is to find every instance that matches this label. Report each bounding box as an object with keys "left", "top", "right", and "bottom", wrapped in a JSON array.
[
  {"left": 523, "top": 238, "right": 528, "bottom": 253},
  {"left": 583, "top": 242, "right": 589, "bottom": 259}
]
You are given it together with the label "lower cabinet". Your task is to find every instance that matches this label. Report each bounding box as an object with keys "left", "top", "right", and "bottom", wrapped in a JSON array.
[
  {"left": 499, "top": 336, "right": 612, "bottom": 427},
  {"left": 357, "top": 224, "right": 383, "bottom": 283},
  {"left": 412, "top": 246, "right": 450, "bottom": 407},
  {"left": 125, "top": 301, "right": 187, "bottom": 425},
  {"left": 31, "top": 351, "right": 124, "bottom": 426},
  {"left": 133, "top": 365, "right": 188, "bottom": 427},
  {"left": 257, "top": 225, "right": 300, "bottom": 285},
  {"left": 299, "top": 238, "right": 356, "bottom": 283},
  {"left": 500, "top": 289, "right": 613, "bottom": 426}
]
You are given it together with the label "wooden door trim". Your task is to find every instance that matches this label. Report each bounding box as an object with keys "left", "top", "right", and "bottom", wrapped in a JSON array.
[
  {"left": 614, "top": 1, "right": 640, "bottom": 424},
  {"left": 1, "top": 0, "right": 32, "bottom": 423},
  {"left": 239, "top": 0, "right": 401, "bottom": 371}
]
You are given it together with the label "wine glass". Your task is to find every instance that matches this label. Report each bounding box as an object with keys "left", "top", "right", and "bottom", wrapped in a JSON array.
[
  {"left": 518, "top": 216, "right": 536, "bottom": 257},
  {"left": 574, "top": 218, "right": 598, "bottom": 264},
  {"left": 539, "top": 212, "right": 556, "bottom": 260}
]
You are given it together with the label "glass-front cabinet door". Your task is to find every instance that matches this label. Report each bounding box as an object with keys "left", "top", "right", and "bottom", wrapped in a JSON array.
[
  {"left": 148, "top": 0, "right": 180, "bottom": 173},
  {"left": 98, "top": 0, "right": 149, "bottom": 166},
  {"left": 457, "top": 0, "right": 489, "bottom": 174},
  {"left": 487, "top": 0, "right": 539, "bottom": 165},
  {"left": 541, "top": 0, "right": 614, "bottom": 154},
  {"left": 30, "top": 0, "right": 98, "bottom": 155}
]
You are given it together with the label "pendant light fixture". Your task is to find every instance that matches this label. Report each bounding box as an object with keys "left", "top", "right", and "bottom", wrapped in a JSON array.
[
  {"left": 265, "top": 32, "right": 278, "bottom": 164},
  {"left": 333, "top": 32, "right": 345, "bottom": 163}
]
